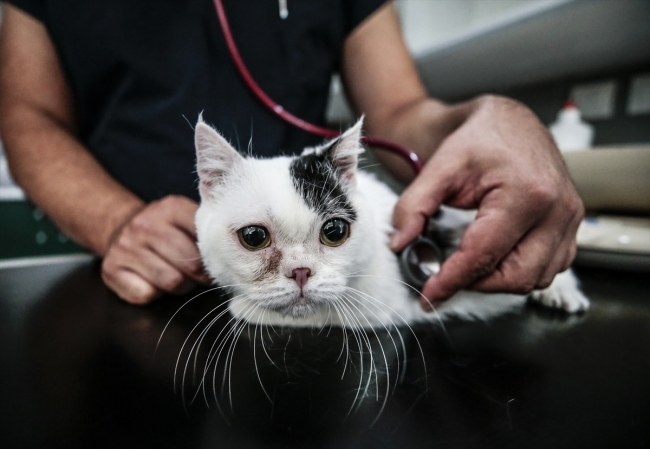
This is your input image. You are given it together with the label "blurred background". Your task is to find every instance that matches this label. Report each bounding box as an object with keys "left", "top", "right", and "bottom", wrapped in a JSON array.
[{"left": 1, "top": 0, "right": 649, "bottom": 269}]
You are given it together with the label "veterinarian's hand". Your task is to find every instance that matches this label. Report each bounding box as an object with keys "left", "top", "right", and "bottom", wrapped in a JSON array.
[
  {"left": 101, "top": 195, "right": 211, "bottom": 305},
  {"left": 390, "top": 95, "right": 584, "bottom": 311}
]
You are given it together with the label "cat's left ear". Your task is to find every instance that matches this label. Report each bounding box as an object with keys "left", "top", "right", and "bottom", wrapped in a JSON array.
[
  {"left": 195, "top": 115, "right": 243, "bottom": 199},
  {"left": 327, "top": 116, "right": 364, "bottom": 182}
]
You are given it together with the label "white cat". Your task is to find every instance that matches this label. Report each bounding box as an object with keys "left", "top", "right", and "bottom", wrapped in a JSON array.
[{"left": 194, "top": 117, "right": 589, "bottom": 330}]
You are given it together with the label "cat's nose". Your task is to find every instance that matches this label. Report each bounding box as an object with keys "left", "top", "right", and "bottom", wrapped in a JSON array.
[{"left": 291, "top": 268, "right": 312, "bottom": 289}]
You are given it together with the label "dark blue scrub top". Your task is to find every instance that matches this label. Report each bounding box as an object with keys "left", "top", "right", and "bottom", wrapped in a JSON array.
[{"left": 7, "top": 0, "right": 386, "bottom": 202}]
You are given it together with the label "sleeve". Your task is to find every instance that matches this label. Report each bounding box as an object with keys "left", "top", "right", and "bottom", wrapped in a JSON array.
[
  {"left": 4, "top": 0, "right": 47, "bottom": 23},
  {"left": 343, "top": 0, "right": 389, "bottom": 36}
]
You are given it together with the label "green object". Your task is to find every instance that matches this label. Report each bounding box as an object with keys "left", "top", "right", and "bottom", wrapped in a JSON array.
[{"left": 0, "top": 201, "right": 86, "bottom": 260}]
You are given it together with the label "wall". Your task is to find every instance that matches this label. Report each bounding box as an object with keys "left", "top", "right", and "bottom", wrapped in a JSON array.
[
  {"left": 497, "top": 64, "right": 650, "bottom": 146},
  {"left": 395, "top": 0, "right": 568, "bottom": 56}
]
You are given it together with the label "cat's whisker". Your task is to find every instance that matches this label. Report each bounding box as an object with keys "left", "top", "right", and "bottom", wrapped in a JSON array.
[
  {"left": 342, "top": 289, "right": 414, "bottom": 421},
  {"left": 346, "top": 273, "right": 445, "bottom": 330},
  {"left": 334, "top": 299, "right": 374, "bottom": 418},
  {"left": 179, "top": 295, "right": 249, "bottom": 409},
  {"left": 263, "top": 310, "right": 276, "bottom": 345},
  {"left": 191, "top": 300, "right": 256, "bottom": 409},
  {"left": 247, "top": 125, "right": 253, "bottom": 156},
  {"left": 157, "top": 283, "right": 245, "bottom": 355},
  {"left": 344, "top": 285, "right": 429, "bottom": 386},
  {"left": 357, "top": 163, "right": 383, "bottom": 170},
  {"left": 345, "top": 288, "right": 409, "bottom": 387},
  {"left": 332, "top": 299, "right": 368, "bottom": 415},
  {"left": 325, "top": 303, "right": 337, "bottom": 338},
  {"left": 330, "top": 300, "right": 354, "bottom": 379},
  {"left": 190, "top": 294, "right": 249, "bottom": 381},
  {"left": 182, "top": 113, "right": 195, "bottom": 131},
  {"left": 211, "top": 301, "right": 257, "bottom": 396},
  {"left": 174, "top": 294, "right": 245, "bottom": 374},
  {"left": 187, "top": 315, "right": 224, "bottom": 407},
  {"left": 345, "top": 273, "right": 450, "bottom": 336},
  {"left": 341, "top": 292, "right": 393, "bottom": 426},
  {"left": 247, "top": 153, "right": 266, "bottom": 201},
  {"left": 282, "top": 330, "right": 292, "bottom": 376},
  {"left": 196, "top": 299, "right": 258, "bottom": 414},
  {"left": 334, "top": 301, "right": 354, "bottom": 377},
  {"left": 185, "top": 298, "right": 257, "bottom": 411},
  {"left": 252, "top": 306, "right": 273, "bottom": 403},
  {"left": 232, "top": 123, "right": 242, "bottom": 155},
  {"left": 344, "top": 267, "right": 370, "bottom": 277},
  {"left": 329, "top": 301, "right": 350, "bottom": 367},
  {"left": 211, "top": 318, "right": 249, "bottom": 411},
  {"left": 316, "top": 303, "right": 334, "bottom": 337},
  {"left": 342, "top": 290, "right": 402, "bottom": 388},
  {"left": 225, "top": 304, "right": 263, "bottom": 412},
  {"left": 339, "top": 297, "right": 381, "bottom": 406},
  {"left": 258, "top": 309, "right": 279, "bottom": 370},
  {"left": 174, "top": 293, "right": 246, "bottom": 399}
]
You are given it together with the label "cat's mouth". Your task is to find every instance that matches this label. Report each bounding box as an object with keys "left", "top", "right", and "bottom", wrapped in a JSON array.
[{"left": 266, "top": 292, "right": 318, "bottom": 318}]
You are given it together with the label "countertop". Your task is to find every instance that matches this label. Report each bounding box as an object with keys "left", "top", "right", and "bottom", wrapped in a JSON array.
[{"left": 1, "top": 260, "right": 649, "bottom": 449}]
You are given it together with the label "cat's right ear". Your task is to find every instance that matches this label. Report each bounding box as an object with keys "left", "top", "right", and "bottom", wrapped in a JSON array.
[{"left": 195, "top": 116, "right": 242, "bottom": 199}]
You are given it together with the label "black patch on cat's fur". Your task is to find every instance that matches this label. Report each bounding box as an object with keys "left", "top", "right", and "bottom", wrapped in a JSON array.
[{"left": 289, "top": 144, "right": 357, "bottom": 221}]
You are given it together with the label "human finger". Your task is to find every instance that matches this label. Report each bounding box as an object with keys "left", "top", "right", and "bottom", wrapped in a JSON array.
[
  {"left": 128, "top": 196, "right": 210, "bottom": 284},
  {"left": 159, "top": 227, "right": 210, "bottom": 284},
  {"left": 156, "top": 195, "right": 200, "bottom": 238},
  {"left": 104, "top": 222, "right": 197, "bottom": 297},
  {"left": 101, "top": 264, "right": 160, "bottom": 305},
  {"left": 115, "top": 245, "right": 198, "bottom": 295},
  {"left": 471, "top": 196, "right": 580, "bottom": 293},
  {"left": 390, "top": 162, "right": 456, "bottom": 252},
  {"left": 536, "top": 235, "right": 577, "bottom": 289},
  {"left": 419, "top": 205, "right": 536, "bottom": 308},
  {"left": 469, "top": 220, "right": 563, "bottom": 293},
  {"left": 138, "top": 221, "right": 210, "bottom": 285}
]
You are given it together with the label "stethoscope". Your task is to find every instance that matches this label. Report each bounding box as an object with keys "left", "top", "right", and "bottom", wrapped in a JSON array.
[{"left": 213, "top": 0, "right": 446, "bottom": 291}]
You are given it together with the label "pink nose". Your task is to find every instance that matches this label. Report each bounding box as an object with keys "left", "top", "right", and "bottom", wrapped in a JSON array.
[{"left": 291, "top": 268, "right": 312, "bottom": 289}]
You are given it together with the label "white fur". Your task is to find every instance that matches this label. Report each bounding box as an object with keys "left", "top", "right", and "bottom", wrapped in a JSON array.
[{"left": 194, "top": 118, "right": 589, "bottom": 329}]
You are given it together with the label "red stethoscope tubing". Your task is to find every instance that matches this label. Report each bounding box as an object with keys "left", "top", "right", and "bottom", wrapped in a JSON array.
[{"left": 213, "top": 0, "right": 423, "bottom": 175}]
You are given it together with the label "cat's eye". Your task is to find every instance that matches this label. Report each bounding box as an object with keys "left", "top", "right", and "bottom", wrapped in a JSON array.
[
  {"left": 320, "top": 218, "right": 350, "bottom": 247},
  {"left": 237, "top": 226, "right": 271, "bottom": 251}
]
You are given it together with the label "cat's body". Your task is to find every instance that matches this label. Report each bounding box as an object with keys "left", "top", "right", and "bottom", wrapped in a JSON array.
[{"left": 194, "top": 118, "right": 589, "bottom": 330}]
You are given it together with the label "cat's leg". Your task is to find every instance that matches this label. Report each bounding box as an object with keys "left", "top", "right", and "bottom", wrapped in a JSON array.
[{"left": 529, "top": 269, "right": 590, "bottom": 313}]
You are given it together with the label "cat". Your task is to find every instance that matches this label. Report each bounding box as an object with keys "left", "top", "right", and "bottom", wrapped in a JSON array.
[{"left": 193, "top": 117, "right": 589, "bottom": 331}]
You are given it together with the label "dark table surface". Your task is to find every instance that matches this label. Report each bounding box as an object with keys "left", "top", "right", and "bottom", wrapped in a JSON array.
[{"left": 1, "top": 259, "right": 649, "bottom": 449}]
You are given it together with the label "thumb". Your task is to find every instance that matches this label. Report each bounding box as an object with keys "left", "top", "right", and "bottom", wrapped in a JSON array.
[{"left": 390, "top": 164, "right": 451, "bottom": 252}]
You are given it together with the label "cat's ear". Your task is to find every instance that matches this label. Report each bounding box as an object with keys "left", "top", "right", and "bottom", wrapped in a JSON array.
[
  {"left": 195, "top": 115, "right": 242, "bottom": 199},
  {"left": 327, "top": 116, "right": 364, "bottom": 182}
]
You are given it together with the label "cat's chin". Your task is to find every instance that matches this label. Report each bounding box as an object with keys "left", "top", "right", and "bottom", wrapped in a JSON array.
[{"left": 271, "top": 303, "right": 318, "bottom": 319}]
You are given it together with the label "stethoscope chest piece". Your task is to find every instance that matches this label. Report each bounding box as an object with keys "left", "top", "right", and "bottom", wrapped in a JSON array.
[{"left": 399, "top": 236, "right": 445, "bottom": 291}]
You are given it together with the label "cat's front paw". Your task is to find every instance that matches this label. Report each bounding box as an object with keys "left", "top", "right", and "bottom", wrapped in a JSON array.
[{"left": 529, "top": 270, "right": 590, "bottom": 313}]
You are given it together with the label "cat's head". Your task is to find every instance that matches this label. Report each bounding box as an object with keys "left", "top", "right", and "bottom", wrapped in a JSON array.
[{"left": 194, "top": 117, "right": 376, "bottom": 318}]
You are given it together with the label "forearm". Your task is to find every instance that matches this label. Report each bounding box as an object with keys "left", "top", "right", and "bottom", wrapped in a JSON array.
[
  {"left": 0, "top": 105, "right": 144, "bottom": 256},
  {"left": 0, "top": 4, "right": 144, "bottom": 255},
  {"left": 342, "top": 2, "right": 475, "bottom": 181},
  {"left": 363, "top": 97, "right": 473, "bottom": 181},
  {"left": 365, "top": 93, "right": 545, "bottom": 184}
]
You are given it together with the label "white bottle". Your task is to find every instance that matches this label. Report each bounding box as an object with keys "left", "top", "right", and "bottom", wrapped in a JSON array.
[{"left": 549, "top": 100, "right": 595, "bottom": 152}]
